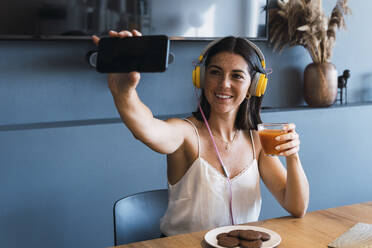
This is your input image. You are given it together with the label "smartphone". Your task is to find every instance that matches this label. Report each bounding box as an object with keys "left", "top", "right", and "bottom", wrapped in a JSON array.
[{"left": 96, "top": 35, "right": 169, "bottom": 73}]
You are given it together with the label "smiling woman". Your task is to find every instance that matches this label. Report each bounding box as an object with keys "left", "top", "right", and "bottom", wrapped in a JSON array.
[{"left": 94, "top": 30, "right": 309, "bottom": 237}]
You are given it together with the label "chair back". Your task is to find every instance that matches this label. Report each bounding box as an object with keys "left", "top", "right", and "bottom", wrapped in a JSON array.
[{"left": 113, "top": 189, "right": 168, "bottom": 245}]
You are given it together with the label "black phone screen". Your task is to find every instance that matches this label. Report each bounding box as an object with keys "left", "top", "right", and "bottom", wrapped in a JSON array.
[{"left": 96, "top": 35, "right": 169, "bottom": 73}]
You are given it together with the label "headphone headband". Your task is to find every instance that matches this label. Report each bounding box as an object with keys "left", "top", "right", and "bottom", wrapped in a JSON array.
[
  {"left": 243, "top": 39, "right": 266, "bottom": 69},
  {"left": 197, "top": 37, "right": 266, "bottom": 69}
]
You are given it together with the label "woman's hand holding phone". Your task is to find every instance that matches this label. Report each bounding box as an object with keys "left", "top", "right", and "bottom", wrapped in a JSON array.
[{"left": 92, "top": 30, "right": 142, "bottom": 99}]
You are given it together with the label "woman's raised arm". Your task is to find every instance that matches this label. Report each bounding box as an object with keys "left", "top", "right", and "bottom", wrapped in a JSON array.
[{"left": 93, "top": 30, "right": 186, "bottom": 154}]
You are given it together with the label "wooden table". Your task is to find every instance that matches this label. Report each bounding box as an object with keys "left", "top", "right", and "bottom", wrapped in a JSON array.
[{"left": 113, "top": 202, "right": 372, "bottom": 248}]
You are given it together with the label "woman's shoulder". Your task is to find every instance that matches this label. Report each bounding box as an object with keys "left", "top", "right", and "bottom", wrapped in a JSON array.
[
  {"left": 165, "top": 116, "right": 202, "bottom": 133},
  {"left": 166, "top": 116, "right": 200, "bottom": 163},
  {"left": 245, "top": 129, "right": 261, "bottom": 147},
  {"left": 250, "top": 129, "right": 259, "bottom": 137},
  {"left": 241, "top": 128, "right": 258, "bottom": 136},
  {"left": 184, "top": 116, "right": 202, "bottom": 127}
]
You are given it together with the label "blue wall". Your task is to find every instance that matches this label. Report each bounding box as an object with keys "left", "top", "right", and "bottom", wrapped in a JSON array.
[{"left": 1, "top": 1, "right": 372, "bottom": 248}]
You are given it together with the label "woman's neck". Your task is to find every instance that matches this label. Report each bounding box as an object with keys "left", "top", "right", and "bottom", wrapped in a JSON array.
[{"left": 207, "top": 111, "right": 238, "bottom": 142}]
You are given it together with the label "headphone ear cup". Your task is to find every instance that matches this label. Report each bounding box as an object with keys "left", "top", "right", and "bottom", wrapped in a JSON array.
[
  {"left": 193, "top": 66, "right": 201, "bottom": 88},
  {"left": 249, "top": 73, "right": 268, "bottom": 97},
  {"left": 256, "top": 74, "right": 268, "bottom": 96},
  {"left": 192, "top": 64, "right": 205, "bottom": 89},
  {"left": 260, "top": 76, "right": 268, "bottom": 96}
]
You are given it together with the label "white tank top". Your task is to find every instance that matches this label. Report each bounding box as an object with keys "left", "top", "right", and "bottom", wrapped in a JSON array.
[{"left": 160, "top": 119, "right": 261, "bottom": 236}]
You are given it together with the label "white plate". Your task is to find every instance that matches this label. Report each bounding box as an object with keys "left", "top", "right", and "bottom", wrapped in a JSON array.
[{"left": 204, "top": 225, "right": 281, "bottom": 248}]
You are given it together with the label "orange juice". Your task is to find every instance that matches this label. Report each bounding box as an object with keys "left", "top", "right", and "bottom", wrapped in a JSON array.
[{"left": 258, "top": 129, "right": 287, "bottom": 156}]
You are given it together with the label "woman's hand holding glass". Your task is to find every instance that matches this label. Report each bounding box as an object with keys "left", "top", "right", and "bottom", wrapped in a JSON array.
[{"left": 274, "top": 123, "right": 300, "bottom": 157}]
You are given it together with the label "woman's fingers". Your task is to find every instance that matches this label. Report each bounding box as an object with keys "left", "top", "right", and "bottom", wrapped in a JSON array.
[
  {"left": 275, "top": 139, "right": 300, "bottom": 151},
  {"left": 118, "top": 30, "right": 133, "bottom": 38},
  {"left": 128, "top": 71, "right": 141, "bottom": 83},
  {"left": 283, "top": 123, "right": 296, "bottom": 131},
  {"left": 108, "top": 30, "right": 119, "bottom": 37},
  {"left": 91, "top": 31, "right": 118, "bottom": 46},
  {"left": 275, "top": 123, "right": 297, "bottom": 141},
  {"left": 92, "top": 29, "right": 140, "bottom": 46},
  {"left": 92, "top": 35, "right": 100, "bottom": 46},
  {"left": 274, "top": 123, "right": 301, "bottom": 156},
  {"left": 118, "top": 30, "right": 142, "bottom": 37},
  {"left": 276, "top": 132, "right": 299, "bottom": 141},
  {"left": 278, "top": 146, "right": 300, "bottom": 156},
  {"left": 131, "top": 29, "right": 142, "bottom": 36}
]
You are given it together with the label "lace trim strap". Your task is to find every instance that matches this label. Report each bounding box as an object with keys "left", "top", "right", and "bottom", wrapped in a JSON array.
[
  {"left": 184, "top": 119, "right": 201, "bottom": 158},
  {"left": 249, "top": 129, "right": 256, "bottom": 160}
]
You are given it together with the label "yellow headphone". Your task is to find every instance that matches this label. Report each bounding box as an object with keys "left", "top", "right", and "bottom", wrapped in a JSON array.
[{"left": 192, "top": 38, "right": 268, "bottom": 97}]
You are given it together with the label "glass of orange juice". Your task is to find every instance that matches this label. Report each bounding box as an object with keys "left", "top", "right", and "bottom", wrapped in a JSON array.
[{"left": 258, "top": 123, "right": 288, "bottom": 156}]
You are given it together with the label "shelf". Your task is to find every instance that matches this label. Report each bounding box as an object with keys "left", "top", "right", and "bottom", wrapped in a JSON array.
[
  {"left": 261, "top": 101, "right": 372, "bottom": 113},
  {"left": 2, "top": 102, "right": 372, "bottom": 131}
]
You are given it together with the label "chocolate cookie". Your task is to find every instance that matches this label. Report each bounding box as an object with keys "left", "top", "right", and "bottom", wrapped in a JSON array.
[
  {"left": 216, "top": 232, "right": 229, "bottom": 240},
  {"left": 239, "top": 230, "right": 262, "bottom": 241},
  {"left": 217, "top": 236, "right": 240, "bottom": 248},
  {"left": 258, "top": 231, "right": 271, "bottom": 241},
  {"left": 227, "top": 229, "right": 243, "bottom": 237},
  {"left": 240, "top": 239, "right": 263, "bottom": 248}
]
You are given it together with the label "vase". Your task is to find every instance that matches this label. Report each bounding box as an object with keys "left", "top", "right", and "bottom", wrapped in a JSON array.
[{"left": 303, "top": 62, "right": 338, "bottom": 107}]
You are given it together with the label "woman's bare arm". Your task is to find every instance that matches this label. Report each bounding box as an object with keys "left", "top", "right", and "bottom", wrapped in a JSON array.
[
  {"left": 257, "top": 125, "right": 309, "bottom": 217},
  {"left": 93, "top": 30, "right": 186, "bottom": 154}
]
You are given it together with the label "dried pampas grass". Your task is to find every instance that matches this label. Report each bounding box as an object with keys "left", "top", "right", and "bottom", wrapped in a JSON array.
[{"left": 268, "top": 0, "right": 351, "bottom": 63}]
